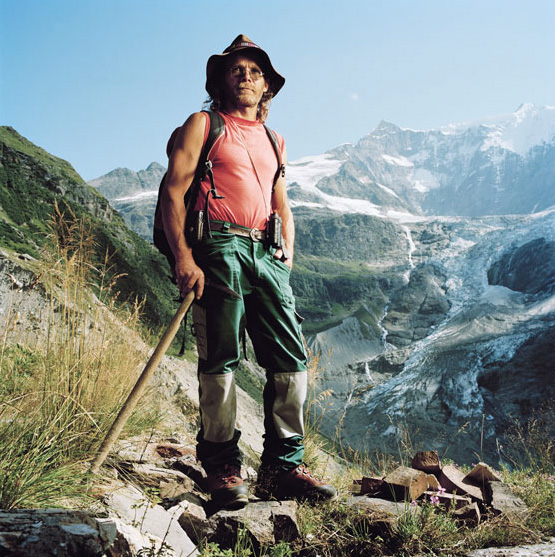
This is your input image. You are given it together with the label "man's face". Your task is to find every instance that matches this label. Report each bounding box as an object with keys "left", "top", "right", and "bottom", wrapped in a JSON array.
[{"left": 222, "top": 54, "right": 268, "bottom": 111}]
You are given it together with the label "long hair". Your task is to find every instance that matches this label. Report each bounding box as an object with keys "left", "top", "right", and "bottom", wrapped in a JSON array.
[{"left": 204, "top": 89, "right": 273, "bottom": 123}]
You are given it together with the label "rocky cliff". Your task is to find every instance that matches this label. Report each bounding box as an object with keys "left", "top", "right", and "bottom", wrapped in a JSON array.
[{"left": 313, "top": 211, "right": 555, "bottom": 465}]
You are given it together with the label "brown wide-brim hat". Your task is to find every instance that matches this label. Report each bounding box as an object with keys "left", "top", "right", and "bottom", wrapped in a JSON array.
[{"left": 206, "top": 34, "right": 285, "bottom": 98}]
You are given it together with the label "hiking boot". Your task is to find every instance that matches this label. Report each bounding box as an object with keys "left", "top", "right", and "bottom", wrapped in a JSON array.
[
  {"left": 204, "top": 464, "right": 248, "bottom": 510},
  {"left": 255, "top": 464, "right": 336, "bottom": 502}
]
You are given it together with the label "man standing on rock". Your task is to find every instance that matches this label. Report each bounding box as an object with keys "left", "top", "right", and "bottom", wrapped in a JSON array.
[{"left": 160, "top": 35, "right": 335, "bottom": 509}]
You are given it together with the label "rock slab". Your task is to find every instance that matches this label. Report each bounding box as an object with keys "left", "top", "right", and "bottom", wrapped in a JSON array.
[
  {"left": 0, "top": 509, "right": 116, "bottom": 557},
  {"left": 175, "top": 499, "right": 299, "bottom": 550},
  {"left": 105, "top": 485, "right": 197, "bottom": 556}
]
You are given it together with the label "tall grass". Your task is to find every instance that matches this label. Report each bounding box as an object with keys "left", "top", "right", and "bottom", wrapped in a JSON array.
[{"left": 0, "top": 203, "right": 157, "bottom": 509}]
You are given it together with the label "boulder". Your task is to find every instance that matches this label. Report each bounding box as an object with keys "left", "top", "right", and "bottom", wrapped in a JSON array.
[
  {"left": 484, "top": 481, "right": 529, "bottom": 522},
  {"left": 439, "top": 464, "right": 483, "bottom": 501},
  {"left": 105, "top": 485, "right": 197, "bottom": 556},
  {"left": 174, "top": 500, "right": 299, "bottom": 550},
  {"left": 423, "top": 490, "right": 472, "bottom": 510},
  {"left": 466, "top": 462, "right": 502, "bottom": 484},
  {"left": 411, "top": 451, "right": 442, "bottom": 475},
  {"left": 383, "top": 466, "right": 429, "bottom": 501},
  {"left": 453, "top": 502, "right": 481, "bottom": 525},
  {"left": 426, "top": 474, "right": 441, "bottom": 491},
  {"left": 346, "top": 496, "right": 419, "bottom": 536},
  {"left": 117, "top": 462, "right": 194, "bottom": 488},
  {"left": 0, "top": 509, "right": 116, "bottom": 557},
  {"left": 360, "top": 476, "right": 384, "bottom": 496}
]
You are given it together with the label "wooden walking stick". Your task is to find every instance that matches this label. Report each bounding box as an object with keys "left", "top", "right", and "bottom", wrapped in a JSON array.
[{"left": 90, "top": 291, "right": 195, "bottom": 474}]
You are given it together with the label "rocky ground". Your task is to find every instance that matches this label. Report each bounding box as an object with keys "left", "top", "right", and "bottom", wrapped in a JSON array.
[{"left": 1, "top": 248, "right": 553, "bottom": 556}]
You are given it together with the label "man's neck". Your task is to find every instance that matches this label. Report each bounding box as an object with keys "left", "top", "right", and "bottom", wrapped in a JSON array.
[{"left": 222, "top": 103, "right": 259, "bottom": 121}]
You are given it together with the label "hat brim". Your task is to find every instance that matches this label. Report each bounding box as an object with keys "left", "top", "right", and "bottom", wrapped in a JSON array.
[{"left": 206, "top": 46, "right": 285, "bottom": 98}]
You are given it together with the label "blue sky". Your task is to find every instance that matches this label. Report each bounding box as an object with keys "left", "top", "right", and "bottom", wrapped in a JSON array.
[{"left": 1, "top": 0, "right": 554, "bottom": 180}]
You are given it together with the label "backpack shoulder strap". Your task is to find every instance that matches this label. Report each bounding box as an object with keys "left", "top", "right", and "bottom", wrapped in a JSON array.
[
  {"left": 187, "top": 110, "right": 225, "bottom": 208},
  {"left": 195, "top": 110, "right": 225, "bottom": 179},
  {"left": 264, "top": 125, "right": 286, "bottom": 192}
]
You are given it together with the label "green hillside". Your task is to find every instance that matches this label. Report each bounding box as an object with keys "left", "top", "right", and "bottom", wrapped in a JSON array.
[{"left": 0, "top": 126, "right": 178, "bottom": 329}]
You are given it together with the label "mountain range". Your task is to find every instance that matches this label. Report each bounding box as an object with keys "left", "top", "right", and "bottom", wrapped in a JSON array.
[
  {"left": 90, "top": 103, "right": 555, "bottom": 242},
  {"left": 7, "top": 104, "right": 554, "bottom": 466}
]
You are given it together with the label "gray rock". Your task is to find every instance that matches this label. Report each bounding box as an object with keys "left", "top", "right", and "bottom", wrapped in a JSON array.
[
  {"left": 346, "top": 496, "right": 418, "bottom": 535},
  {"left": 174, "top": 500, "right": 299, "bottom": 550},
  {"left": 0, "top": 509, "right": 116, "bottom": 557},
  {"left": 465, "top": 538, "right": 555, "bottom": 556},
  {"left": 105, "top": 485, "right": 197, "bottom": 556},
  {"left": 484, "top": 481, "right": 529, "bottom": 522},
  {"left": 488, "top": 238, "right": 555, "bottom": 296},
  {"left": 453, "top": 502, "right": 481, "bottom": 525}
]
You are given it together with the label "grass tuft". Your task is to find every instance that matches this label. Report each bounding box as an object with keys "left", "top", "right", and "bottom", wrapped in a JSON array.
[{"left": 0, "top": 205, "right": 160, "bottom": 508}]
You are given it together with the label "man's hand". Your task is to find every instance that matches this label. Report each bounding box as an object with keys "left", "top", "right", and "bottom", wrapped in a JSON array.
[
  {"left": 175, "top": 257, "right": 205, "bottom": 299},
  {"left": 273, "top": 248, "right": 292, "bottom": 269}
]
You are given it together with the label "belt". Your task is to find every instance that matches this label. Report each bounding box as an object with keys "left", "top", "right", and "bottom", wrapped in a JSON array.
[{"left": 209, "top": 221, "right": 266, "bottom": 242}]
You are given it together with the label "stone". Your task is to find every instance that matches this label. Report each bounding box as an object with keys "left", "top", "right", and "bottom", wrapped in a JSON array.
[
  {"left": 360, "top": 476, "right": 384, "bottom": 496},
  {"left": 105, "top": 485, "right": 197, "bottom": 556},
  {"left": 465, "top": 537, "right": 555, "bottom": 556},
  {"left": 411, "top": 451, "right": 442, "bottom": 474},
  {"left": 453, "top": 502, "right": 481, "bottom": 525},
  {"left": 172, "top": 457, "right": 207, "bottom": 489},
  {"left": 171, "top": 499, "right": 209, "bottom": 543},
  {"left": 108, "top": 518, "right": 162, "bottom": 557},
  {"left": 423, "top": 490, "right": 472, "bottom": 510},
  {"left": 466, "top": 462, "right": 502, "bottom": 484},
  {"left": 346, "top": 496, "right": 419, "bottom": 536},
  {"left": 485, "top": 481, "right": 529, "bottom": 522},
  {"left": 0, "top": 509, "right": 116, "bottom": 557},
  {"left": 383, "top": 466, "right": 429, "bottom": 501},
  {"left": 156, "top": 443, "right": 196, "bottom": 459},
  {"left": 426, "top": 474, "right": 440, "bottom": 491},
  {"left": 159, "top": 477, "right": 196, "bottom": 501},
  {"left": 112, "top": 437, "right": 162, "bottom": 463},
  {"left": 174, "top": 500, "right": 299, "bottom": 550},
  {"left": 120, "top": 462, "right": 194, "bottom": 487},
  {"left": 439, "top": 464, "right": 483, "bottom": 501}
]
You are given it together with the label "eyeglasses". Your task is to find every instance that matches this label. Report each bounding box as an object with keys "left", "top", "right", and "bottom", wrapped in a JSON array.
[{"left": 227, "top": 65, "right": 264, "bottom": 81}]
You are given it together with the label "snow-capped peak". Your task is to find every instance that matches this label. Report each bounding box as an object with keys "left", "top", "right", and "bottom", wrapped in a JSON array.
[
  {"left": 438, "top": 104, "right": 555, "bottom": 156},
  {"left": 480, "top": 104, "right": 555, "bottom": 155}
]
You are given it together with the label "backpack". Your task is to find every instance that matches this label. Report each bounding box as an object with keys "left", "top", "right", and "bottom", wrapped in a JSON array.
[{"left": 153, "top": 110, "right": 285, "bottom": 270}]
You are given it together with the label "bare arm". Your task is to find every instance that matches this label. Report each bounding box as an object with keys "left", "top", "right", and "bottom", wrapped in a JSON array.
[
  {"left": 271, "top": 150, "right": 295, "bottom": 269},
  {"left": 161, "top": 112, "right": 206, "bottom": 299}
]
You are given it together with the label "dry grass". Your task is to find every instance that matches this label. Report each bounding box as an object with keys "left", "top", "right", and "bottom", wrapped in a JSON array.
[{"left": 0, "top": 204, "right": 159, "bottom": 508}]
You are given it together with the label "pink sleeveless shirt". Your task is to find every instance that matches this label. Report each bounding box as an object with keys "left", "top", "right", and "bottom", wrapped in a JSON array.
[{"left": 193, "top": 111, "right": 285, "bottom": 230}]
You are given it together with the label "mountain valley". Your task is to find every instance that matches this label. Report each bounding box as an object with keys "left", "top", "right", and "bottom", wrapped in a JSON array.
[{"left": 2, "top": 104, "right": 553, "bottom": 467}]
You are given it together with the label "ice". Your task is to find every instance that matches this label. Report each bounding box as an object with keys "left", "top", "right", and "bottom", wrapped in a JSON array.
[
  {"left": 287, "top": 153, "right": 343, "bottom": 190},
  {"left": 376, "top": 182, "right": 401, "bottom": 199},
  {"left": 382, "top": 154, "right": 413, "bottom": 167},
  {"left": 410, "top": 168, "right": 441, "bottom": 192},
  {"left": 115, "top": 190, "right": 158, "bottom": 202},
  {"left": 479, "top": 285, "right": 524, "bottom": 307}
]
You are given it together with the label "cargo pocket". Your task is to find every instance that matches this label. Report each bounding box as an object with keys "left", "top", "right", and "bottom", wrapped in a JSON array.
[{"left": 270, "top": 256, "right": 295, "bottom": 307}]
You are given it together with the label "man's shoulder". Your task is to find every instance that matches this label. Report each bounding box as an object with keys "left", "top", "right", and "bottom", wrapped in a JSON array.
[
  {"left": 178, "top": 112, "right": 210, "bottom": 138},
  {"left": 185, "top": 111, "right": 210, "bottom": 125},
  {"left": 264, "top": 125, "right": 285, "bottom": 153}
]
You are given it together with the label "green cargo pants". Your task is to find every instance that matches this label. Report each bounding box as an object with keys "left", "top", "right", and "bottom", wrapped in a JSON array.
[{"left": 192, "top": 227, "right": 308, "bottom": 472}]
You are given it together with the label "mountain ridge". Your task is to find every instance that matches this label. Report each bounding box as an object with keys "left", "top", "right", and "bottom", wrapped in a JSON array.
[
  {"left": 81, "top": 107, "right": 555, "bottom": 464},
  {"left": 0, "top": 126, "right": 178, "bottom": 329}
]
